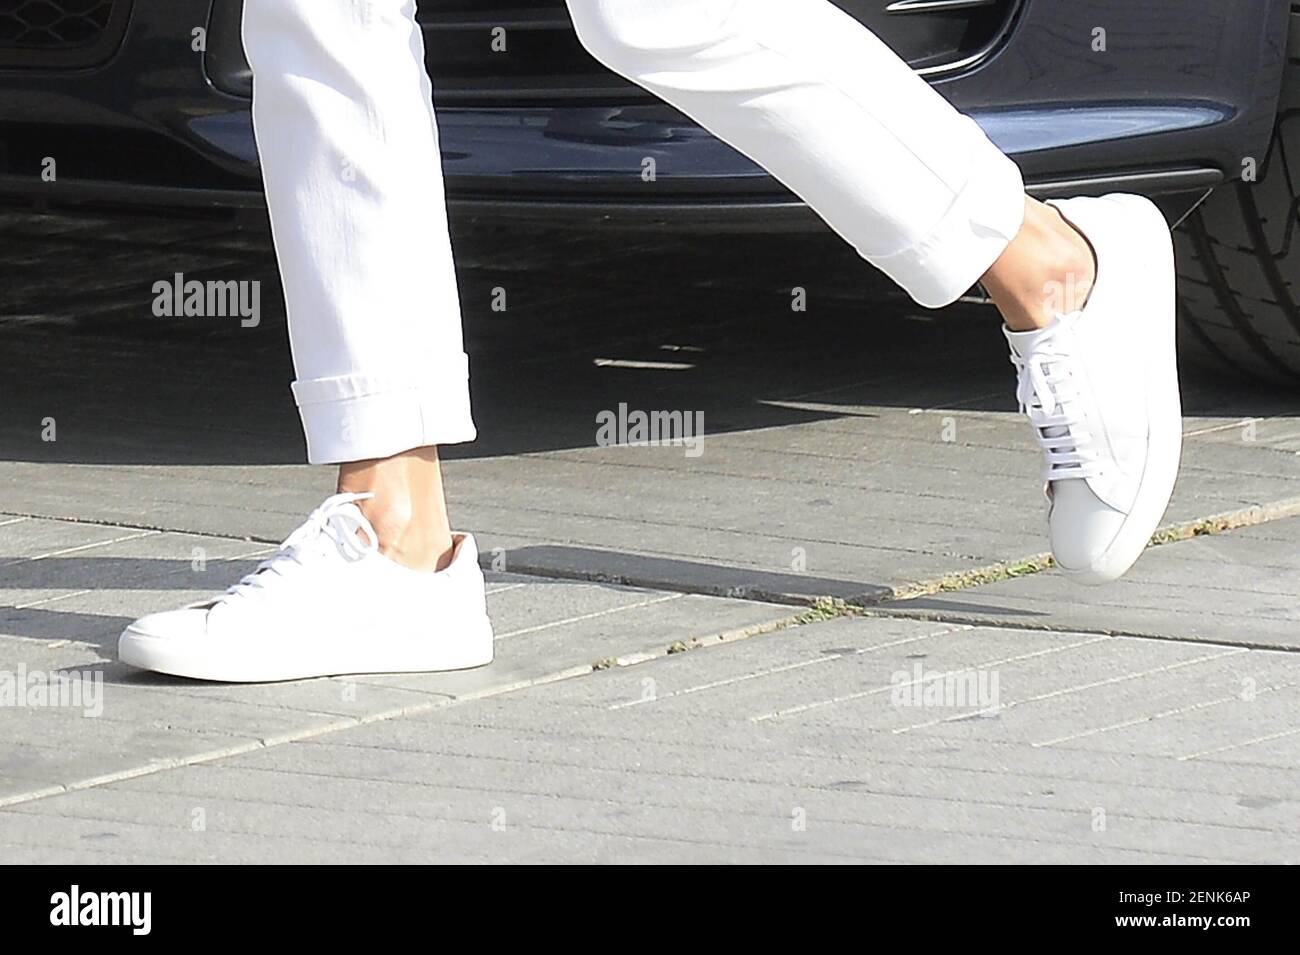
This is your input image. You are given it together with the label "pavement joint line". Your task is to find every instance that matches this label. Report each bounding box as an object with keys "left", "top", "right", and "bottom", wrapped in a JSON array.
[
  {"left": 0, "top": 529, "right": 160, "bottom": 566},
  {"left": 852, "top": 607, "right": 1300, "bottom": 654},
  {"left": 1183, "top": 420, "right": 1258, "bottom": 438},
  {"left": 368, "top": 494, "right": 1300, "bottom": 621},
  {"left": 592, "top": 610, "right": 825, "bottom": 670},
  {"left": 15, "top": 685, "right": 1291, "bottom": 847},
  {"left": 0, "top": 510, "right": 278, "bottom": 545},
  {"left": 2, "top": 496, "right": 1297, "bottom": 653},
  {"left": 0, "top": 670, "right": 584, "bottom": 810},
  {"left": 471, "top": 500, "right": 1002, "bottom": 551},
  {"left": 607, "top": 623, "right": 971, "bottom": 710},
  {"left": 530, "top": 446, "right": 1035, "bottom": 497},
  {"left": 0, "top": 809, "right": 1264, "bottom": 866},
  {"left": 891, "top": 648, "right": 1247, "bottom": 734},
  {"left": 357, "top": 709, "right": 1300, "bottom": 803},
  {"left": 1177, "top": 725, "right": 1300, "bottom": 762},
  {"left": 18, "top": 746, "right": 1290, "bottom": 848},
  {"left": 0, "top": 607, "right": 829, "bottom": 811},
  {"left": 748, "top": 634, "right": 1110, "bottom": 723},
  {"left": 225, "top": 545, "right": 279, "bottom": 561},
  {"left": 146, "top": 741, "right": 1300, "bottom": 842},
  {"left": 13, "top": 588, "right": 94, "bottom": 610},
  {"left": 3, "top": 543, "right": 279, "bottom": 612},
  {"left": 494, "top": 592, "right": 684, "bottom": 640},
  {"left": 1031, "top": 680, "right": 1300, "bottom": 747},
  {"left": 886, "top": 496, "right": 1300, "bottom": 602},
  {"left": 484, "top": 582, "right": 529, "bottom": 596},
  {"left": 0, "top": 800, "right": 919, "bottom": 865},
  {"left": 1182, "top": 419, "right": 1300, "bottom": 445},
  {"left": 555, "top": 440, "right": 1034, "bottom": 481}
]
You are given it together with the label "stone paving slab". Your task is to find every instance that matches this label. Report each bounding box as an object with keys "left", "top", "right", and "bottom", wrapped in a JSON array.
[
  {"left": 882, "top": 516, "right": 1300, "bottom": 649},
  {"left": 3, "top": 428, "right": 1295, "bottom": 608},
  {"left": 0, "top": 517, "right": 795, "bottom": 806},
  {"left": 3, "top": 613, "right": 1295, "bottom": 864}
]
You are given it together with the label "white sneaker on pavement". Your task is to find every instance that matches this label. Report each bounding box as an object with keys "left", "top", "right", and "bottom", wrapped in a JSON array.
[
  {"left": 1004, "top": 193, "right": 1183, "bottom": 584},
  {"left": 118, "top": 492, "right": 494, "bottom": 682}
]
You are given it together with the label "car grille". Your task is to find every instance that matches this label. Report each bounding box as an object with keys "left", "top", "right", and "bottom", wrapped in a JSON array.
[
  {"left": 425, "top": 0, "right": 631, "bottom": 102},
  {"left": 207, "top": 0, "right": 1022, "bottom": 104},
  {"left": 422, "top": 0, "right": 1024, "bottom": 103},
  {"left": 0, "top": 0, "right": 131, "bottom": 67}
]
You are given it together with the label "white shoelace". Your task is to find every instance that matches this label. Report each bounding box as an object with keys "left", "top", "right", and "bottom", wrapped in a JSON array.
[
  {"left": 1010, "top": 326, "right": 1101, "bottom": 482},
  {"left": 217, "top": 492, "right": 379, "bottom": 604}
]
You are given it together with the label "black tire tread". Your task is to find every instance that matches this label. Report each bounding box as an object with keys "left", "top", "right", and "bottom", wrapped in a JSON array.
[{"left": 1174, "top": 19, "right": 1300, "bottom": 384}]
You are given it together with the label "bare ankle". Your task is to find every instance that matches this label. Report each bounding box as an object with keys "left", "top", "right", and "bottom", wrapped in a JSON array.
[
  {"left": 1042, "top": 206, "right": 1096, "bottom": 315},
  {"left": 358, "top": 499, "right": 454, "bottom": 572},
  {"left": 337, "top": 448, "right": 457, "bottom": 573},
  {"left": 983, "top": 198, "right": 1097, "bottom": 331}
]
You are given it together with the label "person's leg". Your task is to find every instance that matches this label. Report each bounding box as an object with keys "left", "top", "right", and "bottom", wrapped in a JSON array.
[
  {"left": 566, "top": 0, "right": 1180, "bottom": 583},
  {"left": 568, "top": 0, "right": 1028, "bottom": 310},
  {"left": 248, "top": 0, "right": 472, "bottom": 572},
  {"left": 116, "top": 0, "right": 493, "bottom": 680}
]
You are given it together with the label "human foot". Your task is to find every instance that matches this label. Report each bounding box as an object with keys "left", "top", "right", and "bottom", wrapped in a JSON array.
[
  {"left": 1004, "top": 194, "right": 1182, "bottom": 584},
  {"left": 118, "top": 493, "right": 493, "bottom": 681}
]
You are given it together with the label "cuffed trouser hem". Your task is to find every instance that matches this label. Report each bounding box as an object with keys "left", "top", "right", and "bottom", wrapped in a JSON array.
[
  {"left": 870, "top": 123, "right": 1027, "bottom": 310},
  {"left": 291, "top": 354, "right": 477, "bottom": 465}
]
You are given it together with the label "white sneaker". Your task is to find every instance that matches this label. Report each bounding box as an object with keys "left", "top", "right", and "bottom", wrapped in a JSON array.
[
  {"left": 1004, "top": 193, "right": 1183, "bottom": 584},
  {"left": 118, "top": 493, "right": 494, "bottom": 682}
]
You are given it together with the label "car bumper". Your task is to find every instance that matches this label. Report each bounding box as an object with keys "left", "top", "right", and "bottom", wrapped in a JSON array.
[{"left": 0, "top": 0, "right": 1287, "bottom": 226}]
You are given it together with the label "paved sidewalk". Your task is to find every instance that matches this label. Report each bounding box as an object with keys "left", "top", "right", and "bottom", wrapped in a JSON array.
[
  {"left": 0, "top": 515, "right": 792, "bottom": 801},
  {"left": 886, "top": 516, "right": 1300, "bottom": 649},
  {"left": 1, "top": 514, "right": 1298, "bottom": 863}
]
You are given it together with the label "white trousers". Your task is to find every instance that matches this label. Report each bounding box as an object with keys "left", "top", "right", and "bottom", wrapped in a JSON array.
[{"left": 243, "top": 0, "right": 1026, "bottom": 464}]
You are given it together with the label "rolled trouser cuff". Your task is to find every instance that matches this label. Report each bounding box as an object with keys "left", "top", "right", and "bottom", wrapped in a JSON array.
[
  {"left": 870, "top": 128, "right": 1026, "bottom": 309},
  {"left": 291, "top": 353, "right": 477, "bottom": 464}
]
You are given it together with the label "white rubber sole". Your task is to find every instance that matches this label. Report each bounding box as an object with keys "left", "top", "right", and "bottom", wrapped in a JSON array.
[
  {"left": 117, "top": 614, "right": 495, "bottom": 683},
  {"left": 1060, "top": 194, "right": 1183, "bottom": 585}
]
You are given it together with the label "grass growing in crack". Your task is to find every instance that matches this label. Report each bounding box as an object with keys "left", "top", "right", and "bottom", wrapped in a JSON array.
[
  {"left": 892, "top": 554, "right": 1056, "bottom": 600},
  {"left": 1148, "top": 516, "right": 1234, "bottom": 546},
  {"left": 586, "top": 600, "right": 855, "bottom": 674},
  {"left": 791, "top": 597, "right": 856, "bottom": 624},
  {"left": 891, "top": 506, "right": 1287, "bottom": 602}
]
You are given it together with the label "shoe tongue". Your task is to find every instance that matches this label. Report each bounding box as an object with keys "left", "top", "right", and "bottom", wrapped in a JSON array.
[{"left": 1005, "top": 318, "right": 1077, "bottom": 449}]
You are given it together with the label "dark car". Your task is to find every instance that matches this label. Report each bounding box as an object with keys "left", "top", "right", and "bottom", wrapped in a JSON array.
[{"left": 2, "top": 0, "right": 1298, "bottom": 382}]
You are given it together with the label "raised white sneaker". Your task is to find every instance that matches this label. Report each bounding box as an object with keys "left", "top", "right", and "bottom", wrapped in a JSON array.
[
  {"left": 118, "top": 492, "right": 494, "bottom": 682},
  {"left": 1004, "top": 193, "right": 1183, "bottom": 584}
]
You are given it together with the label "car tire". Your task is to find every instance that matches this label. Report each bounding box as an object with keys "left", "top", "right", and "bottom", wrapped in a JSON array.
[{"left": 1174, "top": 14, "right": 1300, "bottom": 385}]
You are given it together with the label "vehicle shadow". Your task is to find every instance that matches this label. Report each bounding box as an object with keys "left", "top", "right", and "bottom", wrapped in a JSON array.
[{"left": 1, "top": 209, "right": 1292, "bottom": 469}]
